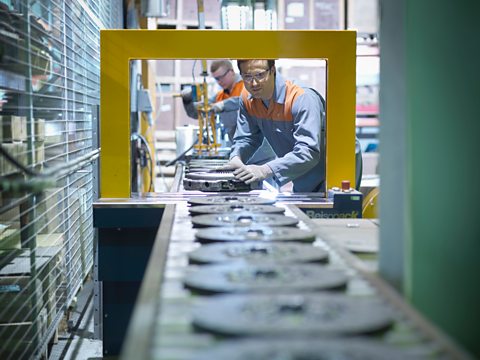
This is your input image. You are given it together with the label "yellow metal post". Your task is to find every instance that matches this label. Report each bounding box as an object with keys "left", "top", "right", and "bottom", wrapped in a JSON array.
[{"left": 100, "top": 30, "right": 356, "bottom": 198}]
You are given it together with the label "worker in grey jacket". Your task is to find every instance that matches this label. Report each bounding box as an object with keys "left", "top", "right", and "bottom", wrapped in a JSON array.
[
  {"left": 226, "top": 59, "right": 362, "bottom": 192},
  {"left": 181, "top": 59, "right": 275, "bottom": 166}
]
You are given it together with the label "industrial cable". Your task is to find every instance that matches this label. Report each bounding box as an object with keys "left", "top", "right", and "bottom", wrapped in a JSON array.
[
  {"left": 0, "top": 145, "right": 100, "bottom": 193},
  {"left": 145, "top": 144, "right": 154, "bottom": 192},
  {"left": 192, "top": 59, "right": 197, "bottom": 83},
  {"left": 133, "top": 132, "right": 155, "bottom": 192},
  {"left": 164, "top": 138, "right": 198, "bottom": 167},
  {"left": 0, "top": 143, "right": 39, "bottom": 177}
]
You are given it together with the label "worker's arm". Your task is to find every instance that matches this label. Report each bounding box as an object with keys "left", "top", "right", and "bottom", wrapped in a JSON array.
[
  {"left": 209, "top": 94, "right": 241, "bottom": 114},
  {"left": 229, "top": 98, "right": 265, "bottom": 163},
  {"left": 266, "top": 89, "right": 324, "bottom": 186},
  {"left": 219, "top": 96, "right": 240, "bottom": 112}
]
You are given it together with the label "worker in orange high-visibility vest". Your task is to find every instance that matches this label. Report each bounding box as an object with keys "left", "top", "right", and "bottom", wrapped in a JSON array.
[{"left": 181, "top": 59, "right": 245, "bottom": 143}]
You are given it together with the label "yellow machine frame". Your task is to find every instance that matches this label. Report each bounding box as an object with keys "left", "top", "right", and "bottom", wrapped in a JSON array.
[{"left": 100, "top": 30, "right": 356, "bottom": 198}]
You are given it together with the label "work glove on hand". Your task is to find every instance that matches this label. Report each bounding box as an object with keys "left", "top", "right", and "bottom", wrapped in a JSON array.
[
  {"left": 210, "top": 101, "right": 225, "bottom": 113},
  {"left": 220, "top": 156, "right": 244, "bottom": 170},
  {"left": 234, "top": 164, "right": 273, "bottom": 184}
]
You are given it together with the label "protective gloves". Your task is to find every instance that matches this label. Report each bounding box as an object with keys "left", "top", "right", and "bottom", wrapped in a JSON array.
[
  {"left": 220, "top": 156, "right": 244, "bottom": 170},
  {"left": 210, "top": 101, "right": 225, "bottom": 113},
  {"left": 234, "top": 164, "right": 273, "bottom": 184}
]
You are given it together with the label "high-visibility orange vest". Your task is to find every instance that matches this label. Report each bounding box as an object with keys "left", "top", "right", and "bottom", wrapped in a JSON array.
[{"left": 215, "top": 80, "right": 244, "bottom": 102}]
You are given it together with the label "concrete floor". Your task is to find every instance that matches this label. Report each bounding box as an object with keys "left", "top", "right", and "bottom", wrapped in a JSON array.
[{"left": 49, "top": 281, "right": 102, "bottom": 360}]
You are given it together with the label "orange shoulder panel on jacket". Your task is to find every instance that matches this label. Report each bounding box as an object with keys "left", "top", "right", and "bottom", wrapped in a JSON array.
[
  {"left": 283, "top": 81, "right": 305, "bottom": 118},
  {"left": 215, "top": 80, "right": 245, "bottom": 102},
  {"left": 241, "top": 80, "right": 305, "bottom": 122}
]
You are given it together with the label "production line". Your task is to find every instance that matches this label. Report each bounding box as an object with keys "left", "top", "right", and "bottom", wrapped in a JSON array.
[
  {"left": 92, "top": 155, "right": 463, "bottom": 359},
  {"left": 94, "top": 59, "right": 465, "bottom": 355},
  {"left": 93, "top": 30, "right": 473, "bottom": 360},
  {"left": 99, "top": 171, "right": 451, "bottom": 359}
]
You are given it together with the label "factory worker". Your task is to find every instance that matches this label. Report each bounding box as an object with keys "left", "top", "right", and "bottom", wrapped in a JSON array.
[
  {"left": 180, "top": 59, "right": 246, "bottom": 144},
  {"left": 181, "top": 59, "right": 275, "bottom": 166},
  {"left": 226, "top": 59, "right": 351, "bottom": 192}
]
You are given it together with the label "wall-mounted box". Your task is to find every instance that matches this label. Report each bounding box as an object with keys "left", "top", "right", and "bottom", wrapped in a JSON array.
[{"left": 1, "top": 115, "right": 26, "bottom": 142}]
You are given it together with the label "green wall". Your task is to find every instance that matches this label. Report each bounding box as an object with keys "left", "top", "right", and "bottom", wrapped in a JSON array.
[{"left": 405, "top": 0, "right": 480, "bottom": 356}]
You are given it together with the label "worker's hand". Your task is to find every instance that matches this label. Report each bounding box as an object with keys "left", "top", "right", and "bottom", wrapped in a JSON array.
[
  {"left": 193, "top": 101, "right": 203, "bottom": 110},
  {"left": 220, "top": 156, "right": 244, "bottom": 170},
  {"left": 234, "top": 164, "right": 273, "bottom": 184},
  {"left": 211, "top": 101, "right": 225, "bottom": 113}
]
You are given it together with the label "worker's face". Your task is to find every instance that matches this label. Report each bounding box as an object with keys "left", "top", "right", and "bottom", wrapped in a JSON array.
[
  {"left": 212, "top": 66, "right": 235, "bottom": 90},
  {"left": 239, "top": 60, "right": 275, "bottom": 100}
]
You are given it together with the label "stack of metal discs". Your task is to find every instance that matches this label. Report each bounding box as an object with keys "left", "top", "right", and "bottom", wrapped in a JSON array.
[
  {"left": 180, "top": 195, "right": 405, "bottom": 359},
  {"left": 183, "top": 169, "right": 262, "bottom": 192}
]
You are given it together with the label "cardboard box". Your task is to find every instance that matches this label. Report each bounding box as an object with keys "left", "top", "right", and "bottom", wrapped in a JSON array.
[
  {"left": 0, "top": 308, "right": 47, "bottom": 360},
  {"left": 0, "top": 277, "right": 42, "bottom": 323},
  {"left": 34, "top": 119, "right": 45, "bottom": 141},
  {"left": 0, "top": 247, "right": 62, "bottom": 328},
  {"left": 0, "top": 227, "right": 21, "bottom": 249},
  {"left": 15, "top": 142, "right": 28, "bottom": 168},
  {"left": 36, "top": 188, "right": 65, "bottom": 234},
  {"left": 35, "top": 141, "right": 45, "bottom": 164},
  {"left": 1, "top": 143, "right": 16, "bottom": 174},
  {"left": 1, "top": 115, "right": 25, "bottom": 142}
]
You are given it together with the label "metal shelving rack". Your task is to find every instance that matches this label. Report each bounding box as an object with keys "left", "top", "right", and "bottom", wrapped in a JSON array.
[{"left": 0, "top": 1, "right": 122, "bottom": 359}]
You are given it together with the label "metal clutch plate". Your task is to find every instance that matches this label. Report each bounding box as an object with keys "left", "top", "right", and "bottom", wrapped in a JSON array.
[
  {"left": 194, "top": 226, "right": 315, "bottom": 243},
  {"left": 191, "top": 213, "right": 299, "bottom": 228},
  {"left": 183, "top": 171, "right": 262, "bottom": 192},
  {"left": 341, "top": 237, "right": 379, "bottom": 253},
  {"left": 185, "top": 170, "right": 237, "bottom": 181},
  {"left": 183, "top": 263, "right": 348, "bottom": 294},
  {"left": 192, "top": 293, "right": 394, "bottom": 337},
  {"left": 189, "top": 204, "right": 284, "bottom": 216},
  {"left": 188, "top": 196, "right": 276, "bottom": 206},
  {"left": 191, "top": 338, "right": 418, "bottom": 360},
  {"left": 188, "top": 242, "right": 328, "bottom": 264},
  {"left": 183, "top": 179, "right": 262, "bottom": 192}
]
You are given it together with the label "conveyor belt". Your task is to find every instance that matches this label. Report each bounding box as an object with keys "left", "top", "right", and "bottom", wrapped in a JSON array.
[{"left": 119, "top": 198, "right": 469, "bottom": 360}]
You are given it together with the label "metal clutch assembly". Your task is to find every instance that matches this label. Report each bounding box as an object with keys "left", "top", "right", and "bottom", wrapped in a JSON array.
[
  {"left": 188, "top": 195, "right": 275, "bottom": 206},
  {"left": 183, "top": 170, "right": 262, "bottom": 192}
]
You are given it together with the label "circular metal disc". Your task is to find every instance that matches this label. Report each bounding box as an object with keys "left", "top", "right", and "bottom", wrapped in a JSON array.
[
  {"left": 188, "top": 159, "right": 227, "bottom": 165},
  {"left": 192, "top": 293, "right": 394, "bottom": 336},
  {"left": 195, "top": 226, "right": 314, "bottom": 243},
  {"left": 188, "top": 242, "right": 328, "bottom": 264},
  {"left": 191, "top": 214, "right": 299, "bottom": 228},
  {"left": 188, "top": 196, "right": 276, "bottom": 206},
  {"left": 189, "top": 204, "right": 285, "bottom": 216},
  {"left": 342, "top": 237, "right": 379, "bottom": 253},
  {"left": 185, "top": 170, "right": 236, "bottom": 181},
  {"left": 186, "top": 167, "right": 220, "bottom": 173},
  {"left": 191, "top": 338, "right": 418, "bottom": 360},
  {"left": 184, "top": 264, "right": 347, "bottom": 294}
]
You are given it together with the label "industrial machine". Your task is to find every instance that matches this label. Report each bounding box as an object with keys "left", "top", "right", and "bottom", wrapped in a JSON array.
[
  {"left": 96, "top": 29, "right": 359, "bottom": 355},
  {"left": 94, "top": 30, "right": 472, "bottom": 359}
]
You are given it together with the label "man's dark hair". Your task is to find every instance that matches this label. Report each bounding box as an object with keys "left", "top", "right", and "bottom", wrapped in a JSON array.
[{"left": 237, "top": 60, "right": 275, "bottom": 74}]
